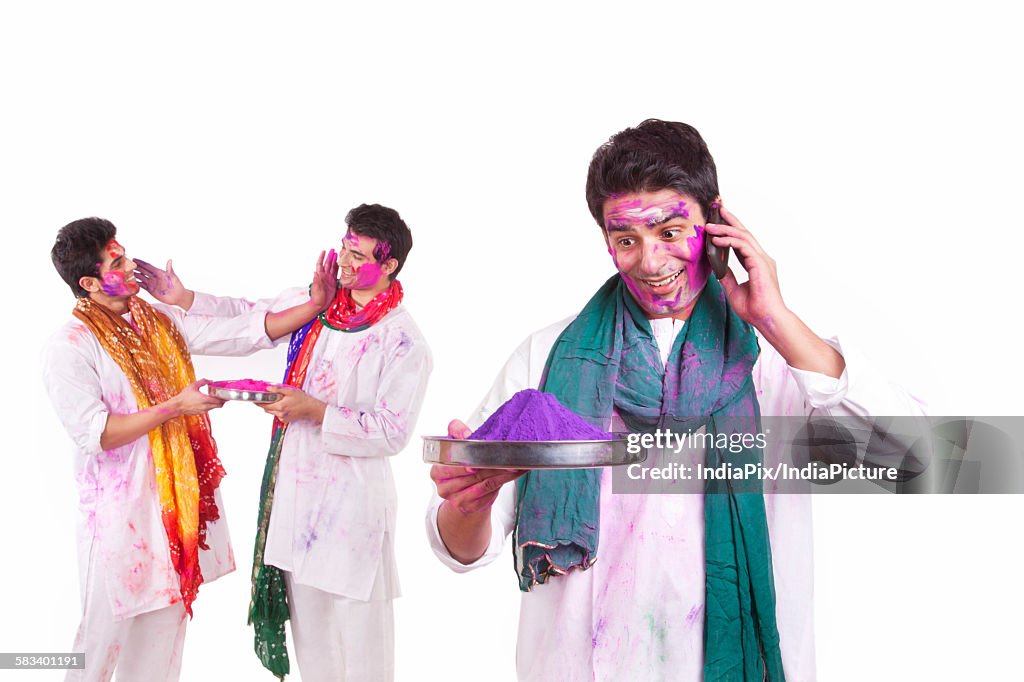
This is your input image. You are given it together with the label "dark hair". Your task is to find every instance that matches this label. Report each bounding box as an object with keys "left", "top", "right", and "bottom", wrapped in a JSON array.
[
  {"left": 51, "top": 217, "right": 117, "bottom": 298},
  {"left": 344, "top": 203, "right": 413, "bottom": 278},
  {"left": 585, "top": 119, "right": 720, "bottom": 227}
]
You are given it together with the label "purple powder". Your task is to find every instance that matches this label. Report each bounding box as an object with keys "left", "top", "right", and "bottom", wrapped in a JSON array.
[{"left": 470, "top": 389, "right": 611, "bottom": 441}]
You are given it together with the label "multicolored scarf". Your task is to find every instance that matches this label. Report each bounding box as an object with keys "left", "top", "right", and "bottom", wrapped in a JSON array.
[
  {"left": 73, "top": 296, "right": 225, "bottom": 617},
  {"left": 320, "top": 279, "right": 403, "bottom": 332},
  {"left": 249, "top": 281, "right": 403, "bottom": 679},
  {"left": 514, "top": 274, "right": 786, "bottom": 681}
]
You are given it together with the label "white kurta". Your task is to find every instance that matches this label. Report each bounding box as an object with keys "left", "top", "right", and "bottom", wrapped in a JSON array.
[
  {"left": 427, "top": 316, "right": 925, "bottom": 682},
  {"left": 42, "top": 293, "right": 276, "bottom": 620},
  {"left": 191, "top": 288, "right": 433, "bottom": 601}
]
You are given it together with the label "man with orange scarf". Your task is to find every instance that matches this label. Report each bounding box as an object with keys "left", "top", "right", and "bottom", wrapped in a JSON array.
[
  {"left": 43, "top": 217, "right": 338, "bottom": 682},
  {"left": 142, "top": 204, "right": 432, "bottom": 682}
]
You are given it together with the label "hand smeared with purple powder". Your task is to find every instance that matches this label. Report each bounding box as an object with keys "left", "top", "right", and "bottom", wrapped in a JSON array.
[{"left": 470, "top": 389, "right": 612, "bottom": 441}]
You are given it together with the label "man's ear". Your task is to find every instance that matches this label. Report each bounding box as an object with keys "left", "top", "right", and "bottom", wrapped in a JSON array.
[
  {"left": 78, "top": 275, "right": 100, "bottom": 294},
  {"left": 708, "top": 195, "right": 723, "bottom": 221},
  {"left": 382, "top": 258, "right": 398, "bottom": 277}
]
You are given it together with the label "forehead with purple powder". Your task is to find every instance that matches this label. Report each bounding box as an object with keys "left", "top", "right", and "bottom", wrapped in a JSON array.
[{"left": 470, "top": 389, "right": 611, "bottom": 441}]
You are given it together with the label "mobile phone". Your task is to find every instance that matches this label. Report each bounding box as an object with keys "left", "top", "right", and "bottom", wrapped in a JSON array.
[{"left": 705, "top": 203, "right": 730, "bottom": 280}]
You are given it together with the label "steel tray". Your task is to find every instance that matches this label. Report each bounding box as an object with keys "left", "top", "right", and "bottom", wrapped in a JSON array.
[
  {"left": 422, "top": 435, "right": 643, "bottom": 469},
  {"left": 206, "top": 384, "right": 280, "bottom": 403}
]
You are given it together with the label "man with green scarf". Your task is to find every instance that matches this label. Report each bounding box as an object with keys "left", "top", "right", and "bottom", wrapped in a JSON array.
[{"left": 427, "top": 120, "right": 923, "bottom": 681}]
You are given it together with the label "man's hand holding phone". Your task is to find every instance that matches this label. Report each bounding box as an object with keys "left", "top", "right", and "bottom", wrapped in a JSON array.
[
  {"left": 706, "top": 204, "right": 846, "bottom": 379},
  {"left": 704, "top": 204, "right": 787, "bottom": 331}
]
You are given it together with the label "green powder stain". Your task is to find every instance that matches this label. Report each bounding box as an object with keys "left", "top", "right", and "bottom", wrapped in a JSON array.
[{"left": 644, "top": 613, "right": 668, "bottom": 663}]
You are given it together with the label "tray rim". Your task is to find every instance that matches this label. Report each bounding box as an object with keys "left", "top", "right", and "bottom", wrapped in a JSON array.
[
  {"left": 421, "top": 434, "right": 643, "bottom": 469},
  {"left": 207, "top": 385, "right": 281, "bottom": 402}
]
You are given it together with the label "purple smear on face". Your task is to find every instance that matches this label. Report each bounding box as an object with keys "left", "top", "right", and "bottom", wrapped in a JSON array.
[
  {"left": 470, "top": 389, "right": 611, "bottom": 441},
  {"left": 100, "top": 270, "right": 136, "bottom": 296}
]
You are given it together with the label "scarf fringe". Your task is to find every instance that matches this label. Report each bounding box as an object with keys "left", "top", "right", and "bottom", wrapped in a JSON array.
[{"left": 250, "top": 564, "right": 290, "bottom": 679}]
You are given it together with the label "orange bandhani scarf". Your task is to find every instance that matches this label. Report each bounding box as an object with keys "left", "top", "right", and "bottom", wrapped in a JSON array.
[{"left": 74, "top": 296, "right": 225, "bottom": 616}]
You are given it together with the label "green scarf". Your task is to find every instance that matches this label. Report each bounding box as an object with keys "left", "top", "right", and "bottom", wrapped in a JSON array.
[
  {"left": 248, "top": 317, "right": 320, "bottom": 679},
  {"left": 514, "top": 274, "right": 785, "bottom": 681}
]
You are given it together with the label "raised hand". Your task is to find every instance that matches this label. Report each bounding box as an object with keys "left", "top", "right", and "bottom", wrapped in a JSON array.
[
  {"left": 310, "top": 249, "right": 339, "bottom": 312},
  {"left": 706, "top": 206, "right": 846, "bottom": 378},
  {"left": 134, "top": 258, "right": 195, "bottom": 309}
]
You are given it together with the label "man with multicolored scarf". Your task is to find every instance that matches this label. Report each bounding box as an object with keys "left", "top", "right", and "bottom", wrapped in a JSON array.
[
  {"left": 146, "top": 204, "right": 432, "bottom": 681},
  {"left": 43, "top": 217, "right": 338, "bottom": 682},
  {"left": 427, "top": 120, "right": 925, "bottom": 681}
]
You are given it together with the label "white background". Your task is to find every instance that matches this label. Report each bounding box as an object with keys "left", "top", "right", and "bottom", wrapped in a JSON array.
[{"left": 2, "top": 1, "right": 1022, "bottom": 680}]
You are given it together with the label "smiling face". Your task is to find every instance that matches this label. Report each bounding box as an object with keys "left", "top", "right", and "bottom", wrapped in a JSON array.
[
  {"left": 338, "top": 230, "right": 395, "bottom": 294},
  {"left": 87, "top": 239, "right": 140, "bottom": 298},
  {"left": 602, "top": 189, "right": 711, "bottom": 319}
]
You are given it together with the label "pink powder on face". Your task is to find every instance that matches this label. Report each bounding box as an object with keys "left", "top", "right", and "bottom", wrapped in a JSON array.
[
  {"left": 340, "top": 230, "right": 387, "bottom": 289},
  {"left": 100, "top": 270, "right": 137, "bottom": 296},
  {"left": 470, "top": 389, "right": 611, "bottom": 441},
  {"left": 604, "top": 199, "right": 709, "bottom": 316},
  {"left": 351, "top": 262, "right": 385, "bottom": 288},
  {"left": 209, "top": 379, "right": 275, "bottom": 391},
  {"left": 685, "top": 224, "right": 711, "bottom": 294}
]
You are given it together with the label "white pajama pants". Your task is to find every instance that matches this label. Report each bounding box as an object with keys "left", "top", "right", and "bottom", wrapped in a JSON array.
[
  {"left": 66, "top": 550, "right": 187, "bottom": 682},
  {"left": 284, "top": 573, "right": 395, "bottom": 682}
]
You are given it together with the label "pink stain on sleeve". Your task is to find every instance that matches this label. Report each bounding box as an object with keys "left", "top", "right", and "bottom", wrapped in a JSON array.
[
  {"left": 99, "top": 642, "right": 122, "bottom": 681},
  {"left": 67, "top": 326, "right": 91, "bottom": 345}
]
